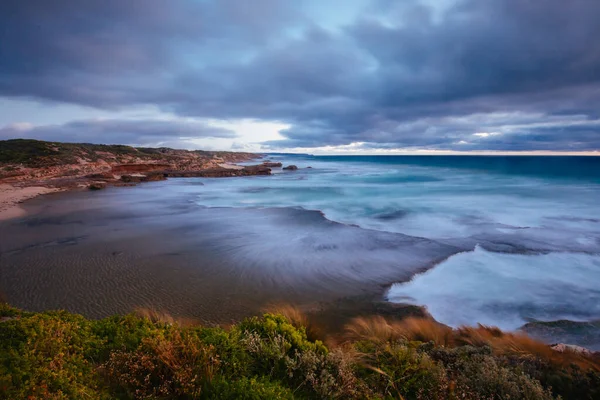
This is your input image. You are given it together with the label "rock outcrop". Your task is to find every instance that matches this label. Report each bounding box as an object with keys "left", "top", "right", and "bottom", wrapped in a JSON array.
[
  {"left": 283, "top": 165, "right": 298, "bottom": 170},
  {"left": 262, "top": 162, "right": 283, "bottom": 168},
  {"left": 0, "top": 139, "right": 259, "bottom": 184},
  {"left": 163, "top": 165, "right": 271, "bottom": 178},
  {"left": 0, "top": 139, "right": 273, "bottom": 195},
  {"left": 88, "top": 182, "right": 107, "bottom": 190},
  {"left": 551, "top": 343, "right": 594, "bottom": 355},
  {"left": 111, "top": 163, "right": 172, "bottom": 174}
]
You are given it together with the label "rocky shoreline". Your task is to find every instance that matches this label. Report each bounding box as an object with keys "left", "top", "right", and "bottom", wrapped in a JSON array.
[
  {"left": 0, "top": 139, "right": 299, "bottom": 220},
  {"left": 0, "top": 161, "right": 282, "bottom": 220},
  {"left": 0, "top": 139, "right": 316, "bottom": 220}
]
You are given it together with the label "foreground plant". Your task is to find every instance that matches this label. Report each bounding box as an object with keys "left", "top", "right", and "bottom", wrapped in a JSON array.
[{"left": 0, "top": 302, "right": 598, "bottom": 399}]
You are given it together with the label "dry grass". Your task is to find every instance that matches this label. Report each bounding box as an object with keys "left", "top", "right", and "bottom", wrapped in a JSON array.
[
  {"left": 133, "top": 308, "right": 199, "bottom": 328},
  {"left": 397, "top": 317, "right": 454, "bottom": 346},
  {"left": 344, "top": 316, "right": 452, "bottom": 346},
  {"left": 456, "top": 325, "right": 600, "bottom": 371},
  {"left": 344, "top": 315, "right": 403, "bottom": 343},
  {"left": 346, "top": 317, "right": 600, "bottom": 371},
  {"left": 104, "top": 329, "right": 219, "bottom": 398}
]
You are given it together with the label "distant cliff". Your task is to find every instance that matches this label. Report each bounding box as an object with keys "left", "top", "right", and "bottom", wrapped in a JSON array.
[{"left": 0, "top": 139, "right": 259, "bottom": 183}]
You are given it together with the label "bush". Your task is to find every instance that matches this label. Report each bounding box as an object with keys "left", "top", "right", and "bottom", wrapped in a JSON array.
[
  {"left": 428, "top": 346, "right": 554, "bottom": 400},
  {"left": 0, "top": 311, "right": 108, "bottom": 399},
  {"left": 194, "top": 327, "right": 252, "bottom": 376},
  {"left": 90, "top": 314, "right": 167, "bottom": 361},
  {"left": 0, "top": 307, "right": 597, "bottom": 399},
  {"left": 355, "top": 341, "right": 449, "bottom": 399},
  {"left": 103, "top": 329, "right": 219, "bottom": 399},
  {"left": 206, "top": 377, "right": 294, "bottom": 399}
]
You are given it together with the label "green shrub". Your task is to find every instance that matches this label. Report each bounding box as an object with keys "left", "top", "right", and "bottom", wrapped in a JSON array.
[
  {"left": 205, "top": 377, "right": 295, "bottom": 399},
  {"left": 90, "top": 314, "right": 167, "bottom": 361},
  {"left": 0, "top": 306, "right": 596, "bottom": 399},
  {"left": 356, "top": 342, "right": 449, "bottom": 399},
  {"left": 238, "top": 313, "right": 327, "bottom": 355},
  {"left": 284, "top": 347, "right": 368, "bottom": 399},
  {"left": 514, "top": 355, "right": 600, "bottom": 400},
  {"left": 194, "top": 326, "right": 252, "bottom": 376},
  {"left": 0, "top": 311, "right": 108, "bottom": 399},
  {"left": 429, "top": 346, "right": 554, "bottom": 400}
]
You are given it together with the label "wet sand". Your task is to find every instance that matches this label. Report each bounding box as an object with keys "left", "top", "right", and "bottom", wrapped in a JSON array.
[
  {"left": 0, "top": 180, "right": 466, "bottom": 324},
  {"left": 0, "top": 184, "right": 62, "bottom": 221}
]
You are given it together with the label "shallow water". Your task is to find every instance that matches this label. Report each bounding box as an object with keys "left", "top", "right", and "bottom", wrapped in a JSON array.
[{"left": 189, "top": 154, "right": 600, "bottom": 334}]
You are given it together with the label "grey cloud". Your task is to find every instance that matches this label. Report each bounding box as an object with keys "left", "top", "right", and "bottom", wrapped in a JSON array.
[{"left": 1, "top": 0, "right": 599, "bottom": 151}]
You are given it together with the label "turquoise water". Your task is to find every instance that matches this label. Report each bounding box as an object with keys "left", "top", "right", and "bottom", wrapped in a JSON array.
[
  {"left": 195, "top": 155, "right": 600, "bottom": 243},
  {"left": 184, "top": 155, "right": 600, "bottom": 330}
]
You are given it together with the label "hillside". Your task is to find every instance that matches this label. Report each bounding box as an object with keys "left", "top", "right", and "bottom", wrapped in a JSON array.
[
  {"left": 0, "top": 139, "right": 258, "bottom": 183},
  {"left": 0, "top": 302, "right": 598, "bottom": 399}
]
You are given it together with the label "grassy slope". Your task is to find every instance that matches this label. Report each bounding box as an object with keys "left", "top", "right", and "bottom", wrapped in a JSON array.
[
  {"left": 1, "top": 303, "right": 598, "bottom": 399},
  {"left": 0, "top": 139, "right": 253, "bottom": 168}
]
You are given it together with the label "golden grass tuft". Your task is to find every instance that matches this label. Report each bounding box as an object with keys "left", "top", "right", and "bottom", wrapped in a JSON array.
[
  {"left": 344, "top": 315, "right": 403, "bottom": 343},
  {"left": 397, "top": 317, "right": 454, "bottom": 346},
  {"left": 133, "top": 308, "right": 199, "bottom": 327},
  {"left": 345, "top": 316, "right": 452, "bottom": 346},
  {"left": 345, "top": 316, "right": 600, "bottom": 371}
]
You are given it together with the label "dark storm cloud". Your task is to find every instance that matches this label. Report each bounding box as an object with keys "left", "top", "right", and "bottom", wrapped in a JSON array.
[
  {"left": 1, "top": 0, "right": 599, "bottom": 151},
  {"left": 0, "top": 119, "right": 236, "bottom": 147}
]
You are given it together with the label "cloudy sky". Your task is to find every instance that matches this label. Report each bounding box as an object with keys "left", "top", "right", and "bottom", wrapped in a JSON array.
[{"left": 1, "top": 0, "right": 599, "bottom": 154}]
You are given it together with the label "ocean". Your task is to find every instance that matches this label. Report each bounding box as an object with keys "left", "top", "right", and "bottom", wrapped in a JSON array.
[{"left": 192, "top": 154, "right": 600, "bottom": 332}]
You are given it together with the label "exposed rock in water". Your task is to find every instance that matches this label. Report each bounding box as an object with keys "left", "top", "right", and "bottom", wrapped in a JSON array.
[
  {"left": 551, "top": 343, "right": 594, "bottom": 355},
  {"left": 120, "top": 172, "right": 167, "bottom": 183},
  {"left": 375, "top": 210, "right": 409, "bottom": 221},
  {"left": 163, "top": 165, "right": 271, "bottom": 178},
  {"left": 111, "top": 163, "right": 172, "bottom": 174},
  {"left": 283, "top": 165, "right": 298, "bottom": 170},
  {"left": 141, "top": 172, "right": 167, "bottom": 182},
  {"left": 88, "top": 182, "right": 107, "bottom": 191},
  {"left": 262, "top": 162, "right": 282, "bottom": 168},
  {"left": 85, "top": 172, "right": 115, "bottom": 180},
  {"left": 113, "top": 182, "right": 137, "bottom": 187},
  {"left": 241, "top": 165, "right": 272, "bottom": 175},
  {"left": 120, "top": 174, "right": 144, "bottom": 183},
  {"left": 521, "top": 319, "right": 600, "bottom": 351}
]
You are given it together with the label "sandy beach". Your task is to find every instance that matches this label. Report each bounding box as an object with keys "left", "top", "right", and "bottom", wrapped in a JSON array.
[
  {"left": 0, "top": 184, "right": 62, "bottom": 221},
  {"left": 0, "top": 180, "right": 463, "bottom": 325}
]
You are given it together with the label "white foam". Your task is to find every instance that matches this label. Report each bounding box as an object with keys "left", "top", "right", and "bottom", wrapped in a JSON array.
[{"left": 387, "top": 246, "right": 600, "bottom": 330}]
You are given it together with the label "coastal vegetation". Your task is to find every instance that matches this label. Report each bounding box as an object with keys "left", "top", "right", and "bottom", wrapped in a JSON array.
[
  {"left": 1, "top": 301, "right": 598, "bottom": 399},
  {"left": 0, "top": 139, "right": 254, "bottom": 169}
]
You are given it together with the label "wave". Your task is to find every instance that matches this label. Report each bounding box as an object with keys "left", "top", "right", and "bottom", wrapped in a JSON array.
[{"left": 387, "top": 246, "right": 600, "bottom": 331}]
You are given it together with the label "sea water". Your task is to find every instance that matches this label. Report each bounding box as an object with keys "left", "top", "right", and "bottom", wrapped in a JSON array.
[{"left": 189, "top": 155, "right": 600, "bottom": 330}]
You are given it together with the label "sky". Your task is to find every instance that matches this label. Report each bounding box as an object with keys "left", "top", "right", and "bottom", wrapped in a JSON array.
[{"left": 0, "top": 0, "right": 599, "bottom": 154}]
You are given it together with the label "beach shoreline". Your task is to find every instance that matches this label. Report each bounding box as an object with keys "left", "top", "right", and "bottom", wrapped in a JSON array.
[
  {"left": 0, "top": 184, "right": 65, "bottom": 221},
  {"left": 0, "top": 182, "right": 461, "bottom": 324},
  {"left": 0, "top": 161, "right": 268, "bottom": 221}
]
